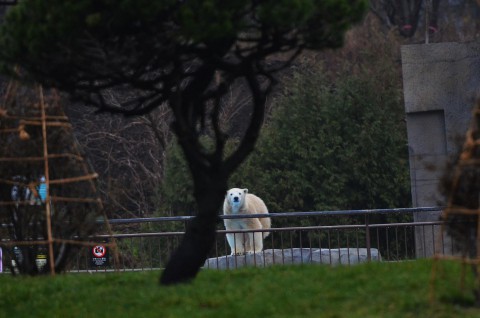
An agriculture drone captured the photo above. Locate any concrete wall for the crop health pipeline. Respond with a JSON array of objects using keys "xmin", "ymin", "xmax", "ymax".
[{"xmin": 401, "ymin": 41, "xmax": 480, "ymax": 257}]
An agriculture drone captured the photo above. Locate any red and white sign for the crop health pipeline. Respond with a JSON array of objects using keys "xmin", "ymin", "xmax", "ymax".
[{"xmin": 92, "ymin": 245, "xmax": 106, "ymax": 258}]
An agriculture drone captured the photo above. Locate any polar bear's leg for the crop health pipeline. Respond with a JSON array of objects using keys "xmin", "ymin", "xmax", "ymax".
[
  {"xmin": 245, "ymin": 219, "xmax": 264, "ymax": 254},
  {"xmin": 245, "ymin": 231, "xmax": 263, "ymax": 254},
  {"xmin": 227, "ymin": 233, "xmax": 245, "ymax": 255},
  {"xmin": 226, "ymin": 233, "xmax": 236, "ymax": 255},
  {"xmin": 232, "ymin": 232, "xmax": 245, "ymax": 255},
  {"xmin": 225, "ymin": 219, "xmax": 245, "ymax": 255}
]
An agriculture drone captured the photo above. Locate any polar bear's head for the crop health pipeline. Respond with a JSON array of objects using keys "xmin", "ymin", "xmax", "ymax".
[{"xmin": 226, "ymin": 188, "xmax": 248, "ymax": 210}]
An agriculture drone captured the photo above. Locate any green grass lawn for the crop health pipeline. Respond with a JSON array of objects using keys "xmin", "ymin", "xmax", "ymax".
[{"xmin": 0, "ymin": 259, "xmax": 479, "ymax": 318}]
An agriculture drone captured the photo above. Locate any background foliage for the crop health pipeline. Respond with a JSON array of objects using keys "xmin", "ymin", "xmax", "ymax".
[{"xmin": 159, "ymin": 54, "xmax": 411, "ymax": 218}]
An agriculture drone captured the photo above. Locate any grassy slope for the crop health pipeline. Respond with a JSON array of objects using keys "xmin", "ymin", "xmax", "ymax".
[{"xmin": 0, "ymin": 260, "xmax": 479, "ymax": 318}]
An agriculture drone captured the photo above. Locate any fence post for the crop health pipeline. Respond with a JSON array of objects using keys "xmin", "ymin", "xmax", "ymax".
[{"xmin": 365, "ymin": 214, "xmax": 371, "ymax": 261}]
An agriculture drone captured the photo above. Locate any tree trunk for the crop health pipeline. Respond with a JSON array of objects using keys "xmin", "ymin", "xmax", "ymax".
[
  {"xmin": 159, "ymin": 66, "xmax": 267, "ymax": 285},
  {"xmin": 159, "ymin": 171, "xmax": 227, "ymax": 285}
]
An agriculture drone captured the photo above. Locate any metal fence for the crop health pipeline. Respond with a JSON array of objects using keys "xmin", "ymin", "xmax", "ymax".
[{"xmin": 63, "ymin": 206, "xmax": 450, "ymax": 272}]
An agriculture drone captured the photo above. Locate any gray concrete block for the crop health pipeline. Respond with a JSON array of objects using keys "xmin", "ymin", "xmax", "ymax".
[{"xmin": 203, "ymin": 248, "xmax": 381, "ymax": 270}]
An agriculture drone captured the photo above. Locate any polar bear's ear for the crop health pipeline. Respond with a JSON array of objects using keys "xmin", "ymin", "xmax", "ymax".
[{"xmin": 243, "ymin": 189, "xmax": 248, "ymax": 194}]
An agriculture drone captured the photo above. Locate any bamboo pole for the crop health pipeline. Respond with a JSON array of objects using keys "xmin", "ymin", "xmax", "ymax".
[
  {"xmin": 39, "ymin": 85, "xmax": 56, "ymax": 276},
  {"xmin": 0, "ymin": 153, "xmax": 85, "ymax": 162},
  {"xmin": 19, "ymin": 120, "xmax": 72, "ymax": 128}
]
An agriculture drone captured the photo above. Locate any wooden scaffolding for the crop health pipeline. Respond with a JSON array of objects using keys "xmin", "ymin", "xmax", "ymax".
[
  {"xmin": 431, "ymin": 99, "xmax": 480, "ymax": 302},
  {"xmin": 0, "ymin": 81, "xmax": 118, "ymax": 274}
]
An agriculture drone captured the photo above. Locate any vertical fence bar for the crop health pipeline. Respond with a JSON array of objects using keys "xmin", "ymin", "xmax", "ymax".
[
  {"xmin": 376, "ymin": 228, "xmax": 380, "ymax": 257},
  {"xmin": 299, "ymin": 231, "xmax": 303, "ymax": 264},
  {"xmin": 159, "ymin": 236, "xmax": 164, "ymax": 269},
  {"xmin": 308, "ymin": 231, "xmax": 313, "ymax": 264},
  {"xmin": 422, "ymin": 225, "xmax": 427, "ymax": 258},
  {"xmin": 290, "ymin": 231, "xmax": 294, "ymax": 264},
  {"xmin": 327, "ymin": 230, "xmax": 332, "ymax": 265},
  {"xmin": 346, "ymin": 232, "xmax": 350, "ymax": 265},
  {"xmin": 385, "ymin": 227, "xmax": 390, "ymax": 260},
  {"xmin": 253, "ymin": 231, "xmax": 257, "ymax": 267},
  {"xmin": 280, "ymin": 231, "xmax": 285, "ymax": 265},
  {"xmin": 318, "ymin": 230, "xmax": 323, "ymax": 264},
  {"xmin": 270, "ymin": 232, "xmax": 275, "ymax": 265},
  {"xmin": 440, "ymin": 227, "xmax": 445, "ymax": 255},
  {"xmin": 356, "ymin": 229, "xmax": 360, "ymax": 263},
  {"xmin": 337, "ymin": 230, "xmax": 341, "ymax": 265},
  {"xmin": 395, "ymin": 227, "xmax": 399, "ymax": 260},
  {"xmin": 365, "ymin": 214, "xmax": 371, "ymax": 261}
]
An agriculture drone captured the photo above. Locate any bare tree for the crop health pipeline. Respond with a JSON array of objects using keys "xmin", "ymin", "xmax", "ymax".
[{"xmin": 66, "ymin": 103, "xmax": 172, "ymax": 218}]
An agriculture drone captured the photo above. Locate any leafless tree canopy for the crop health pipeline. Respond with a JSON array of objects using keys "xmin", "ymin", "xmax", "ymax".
[{"xmin": 66, "ymin": 102, "xmax": 172, "ymax": 218}]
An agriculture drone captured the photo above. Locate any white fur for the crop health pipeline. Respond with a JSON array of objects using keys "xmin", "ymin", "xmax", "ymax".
[{"xmin": 223, "ymin": 188, "xmax": 271, "ymax": 255}]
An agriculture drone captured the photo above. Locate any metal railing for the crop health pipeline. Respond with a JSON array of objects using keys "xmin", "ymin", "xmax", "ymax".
[{"xmin": 62, "ymin": 207, "xmax": 449, "ymax": 272}]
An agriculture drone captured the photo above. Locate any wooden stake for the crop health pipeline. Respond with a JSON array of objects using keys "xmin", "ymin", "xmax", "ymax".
[{"xmin": 39, "ymin": 85, "xmax": 56, "ymax": 276}]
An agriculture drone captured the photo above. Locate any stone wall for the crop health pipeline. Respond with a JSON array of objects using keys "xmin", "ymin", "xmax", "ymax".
[{"xmin": 401, "ymin": 41, "xmax": 480, "ymax": 257}]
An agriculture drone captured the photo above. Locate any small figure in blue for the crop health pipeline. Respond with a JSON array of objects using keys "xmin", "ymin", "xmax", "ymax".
[
  {"xmin": 11, "ymin": 175, "xmax": 32, "ymax": 206},
  {"xmin": 37, "ymin": 175, "xmax": 48, "ymax": 204}
]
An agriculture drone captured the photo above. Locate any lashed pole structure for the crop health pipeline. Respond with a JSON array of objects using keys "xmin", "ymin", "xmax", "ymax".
[
  {"xmin": 39, "ymin": 85, "xmax": 55, "ymax": 274},
  {"xmin": 0, "ymin": 81, "xmax": 118, "ymax": 275},
  {"xmin": 431, "ymin": 99, "xmax": 480, "ymax": 304}
]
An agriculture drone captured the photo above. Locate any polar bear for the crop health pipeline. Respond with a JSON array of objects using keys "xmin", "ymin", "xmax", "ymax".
[{"xmin": 223, "ymin": 188, "xmax": 271, "ymax": 255}]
